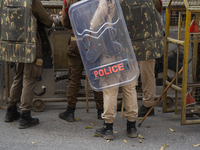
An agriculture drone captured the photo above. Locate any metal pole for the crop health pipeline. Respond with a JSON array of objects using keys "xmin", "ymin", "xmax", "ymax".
[
  {"xmin": 0, "ymin": 61, "xmax": 5, "ymax": 108},
  {"xmin": 181, "ymin": 9, "xmax": 191, "ymax": 125},
  {"xmin": 86, "ymin": 76, "xmax": 89, "ymax": 113},
  {"xmin": 5, "ymin": 62, "xmax": 9, "ymax": 104},
  {"xmin": 175, "ymin": 12, "xmax": 182, "ymax": 114},
  {"xmin": 163, "ymin": 8, "xmax": 171, "ymax": 113}
]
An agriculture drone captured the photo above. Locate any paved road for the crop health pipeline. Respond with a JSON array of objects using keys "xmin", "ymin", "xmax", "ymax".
[{"xmin": 0, "ymin": 101, "xmax": 200, "ymax": 150}]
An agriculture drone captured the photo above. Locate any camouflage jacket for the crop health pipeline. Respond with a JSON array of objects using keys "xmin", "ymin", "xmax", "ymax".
[
  {"xmin": 0, "ymin": 0, "xmax": 53, "ymax": 63},
  {"xmin": 120, "ymin": 0, "xmax": 164, "ymax": 61}
]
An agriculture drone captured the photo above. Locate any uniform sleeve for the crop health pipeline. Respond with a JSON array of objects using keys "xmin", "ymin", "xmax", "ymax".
[
  {"xmin": 152, "ymin": 0, "xmax": 162, "ymax": 13},
  {"xmin": 61, "ymin": 2, "xmax": 72, "ymax": 29},
  {"xmin": 32, "ymin": 0, "xmax": 54, "ymax": 28}
]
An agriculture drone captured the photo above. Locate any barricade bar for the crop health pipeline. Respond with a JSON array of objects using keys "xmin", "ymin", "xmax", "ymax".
[
  {"xmin": 165, "ymin": 80, "xmax": 182, "ymax": 93},
  {"xmin": 166, "ymin": 37, "xmax": 185, "ymax": 45}
]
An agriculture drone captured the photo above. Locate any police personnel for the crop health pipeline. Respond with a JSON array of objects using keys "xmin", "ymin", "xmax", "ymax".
[
  {"xmin": 88, "ymin": 0, "xmax": 138, "ymax": 140},
  {"xmin": 93, "ymin": 0, "xmax": 164, "ymax": 140},
  {"xmin": 59, "ymin": 0, "xmax": 104, "ymax": 122},
  {"xmin": 4, "ymin": 0, "xmax": 54, "ymax": 129},
  {"xmin": 117, "ymin": 0, "xmax": 163, "ymax": 117},
  {"xmin": 138, "ymin": 0, "xmax": 163, "ymax": 117}
]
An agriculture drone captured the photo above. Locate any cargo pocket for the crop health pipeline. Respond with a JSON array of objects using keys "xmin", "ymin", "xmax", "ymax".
[
  {"xmin": 32, "ymin": 65, "xmax": 43, "ymax": 79},
  {"xmin": 24, "ymin": 62, "xmax": 43, "ymax": 80}
]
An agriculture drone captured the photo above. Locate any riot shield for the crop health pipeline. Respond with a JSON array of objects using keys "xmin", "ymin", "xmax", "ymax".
[{"xmin": 69, "ymin": 0, "xmax": 139, "ymax": 91}]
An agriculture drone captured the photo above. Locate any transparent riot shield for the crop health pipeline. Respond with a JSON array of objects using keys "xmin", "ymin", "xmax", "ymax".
[{"xmin": 69, "ymin": 0, "xmax": 139, "ymax": 91}]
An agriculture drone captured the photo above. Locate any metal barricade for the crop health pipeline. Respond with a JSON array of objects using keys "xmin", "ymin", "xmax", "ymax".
[{"xmin": 163, "ymin": 0, "xmax": 200, "ymax": 125}]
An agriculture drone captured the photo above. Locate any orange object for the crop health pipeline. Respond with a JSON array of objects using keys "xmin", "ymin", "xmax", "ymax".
[
  {"xmin": 186, "ymin": 93, "xmax": 196, "ymax": 106},
  {"xmin": 190, "ymin": 20, "xmax": 199, "ymax": 33}
]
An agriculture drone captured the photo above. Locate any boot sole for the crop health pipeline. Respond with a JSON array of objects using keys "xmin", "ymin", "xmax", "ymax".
[
  {"xmin": 59, "ymin": 116, "xmax": 75, "ymax": 122},
  {"xmin": 18, "ymin": 122, "xmax": 39, "ymax": 129},
  {"xmin": 127, "ymin": 132, "xmax": 138, "ymax": 138},
  {"xmin": 66, "ymin": 119, "xmax": 75, "ymax": 122},
  {"xmin": 4, "ymin": 116, "xmax": 20, "ymax": 122},
  {"xmin": 95, "ymin": 131, "xmax": 114, "ymax": 140}
]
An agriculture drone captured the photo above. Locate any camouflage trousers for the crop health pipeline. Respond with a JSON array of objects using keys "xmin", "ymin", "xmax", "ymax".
[
  {"xmin": 138, "ymin": 59, "xmax": 156, "ymax": 107},
  {"xmin": 66, "ymin": 41, "xmax": 103, "ymax": 109},
  {"xmin": 102, "ymin": 81, "xmax": 138, "ymax": 123},
  {"xmin": 9, "ymin": 62, "xmax": 42, "ymax": 112}
]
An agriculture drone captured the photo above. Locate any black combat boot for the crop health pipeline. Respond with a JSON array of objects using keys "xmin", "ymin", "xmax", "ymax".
[
  {"xmin": 59, "ymin": 106, "xmax": 75, "ymax": 122},
  {"xmin": 127, "ymin": 120, "xmax": 137, "ymax": 138},
  {"xmin": 19, "ymin": 111, "xmax": 39, "ymax": 129},
  {"xmin": 4, "ymin": 106, "xmax": 20, "ymax": 122},
  {"xmin": 97, "ymin": 109, "xmax": 103, "ymax": 120},
  {"xmin": 138, "ymin": 105, "xmax": 154, "ymax": 117},
  {"xmin": 96, "ymin": 123, "xmax": 114, "ymax": 140}
]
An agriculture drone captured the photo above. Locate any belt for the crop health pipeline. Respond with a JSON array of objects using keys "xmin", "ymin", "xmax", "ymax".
[{"xmin": 71, "ymin": 37, "xmax": 76, "ymax": 41}]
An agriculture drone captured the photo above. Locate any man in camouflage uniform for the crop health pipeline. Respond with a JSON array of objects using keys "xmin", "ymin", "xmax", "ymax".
[
  {"xmin": 59, "ymin": 0, "xmax": 104, "ymax": 122},
  {"xmin": 4, "ymin": 0, "xmax": 54, "ymax": 129},
  {"xmin": 117, "ymin": 0, "xmax": 163, "ymax": 117},
  {"xmin": 137, "ymin": 0, "xmax": 163, "ymax": 117}
]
